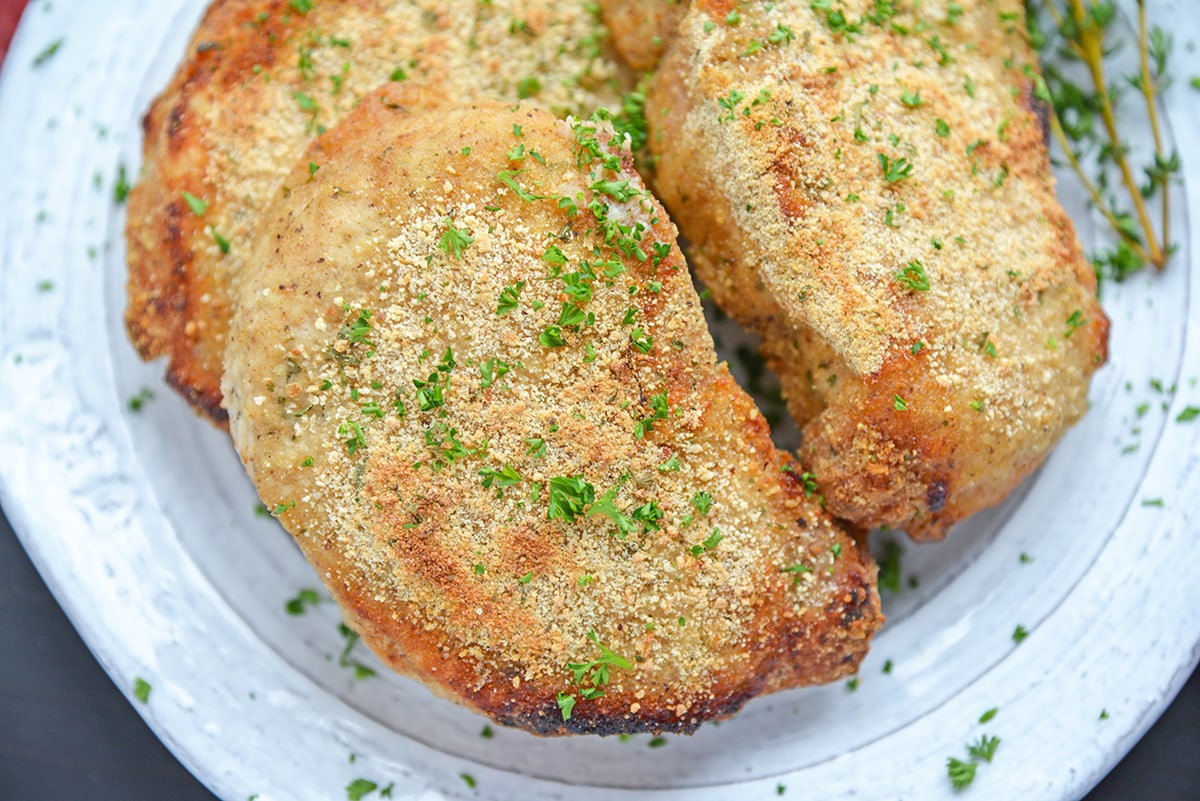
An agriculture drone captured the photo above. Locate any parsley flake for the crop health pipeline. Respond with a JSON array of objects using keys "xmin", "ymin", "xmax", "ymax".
[
  {"xmin": 947, "ymin": 757, "xmax": 977, "ymax": 790},
  {"xmin": 496, "ymin": 281, "xmax": 525, "ymax": 315},
  {"xmin": 437, "ymin": 217, "xmax": 475, "ymax": 259},
  {"xmin": 32, "ymin": 38, "xmax": 64, "ymax": 68},
  {"xmin": 345, "ymin": 779, "xmax": 377, "ymax": 800},
  {"xmin": 879, "ymin": 153, "xmax": 915, "ymax": 182},
  {"xmin": 182, "ymin": 191, "xmax": 208, "ymax": 216},
  {"xmin": 967, "ymin": 734, "xmax": 1000, "ymax": 763},
  {"xmin": 547, "ymin": 476, "xmax": 595, "ymax": 522},
  {"xmin": 894, "ymin": 260, "xmax": 931, "ymax": 291}
]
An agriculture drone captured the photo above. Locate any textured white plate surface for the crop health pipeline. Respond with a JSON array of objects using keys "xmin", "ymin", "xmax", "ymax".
[{"xmin": 1, "ymin": 2, "xmax": 1198, "ymax": 799}]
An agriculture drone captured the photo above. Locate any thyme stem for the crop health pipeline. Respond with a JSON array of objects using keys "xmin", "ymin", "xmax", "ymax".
[
  {"xmin": 1136, "ymin": 0, "xmax": 1169, "ymax": 269},
  {"xmin": 1066, "ymin": 0, "xmax": 1163, "ymax": 267},
  {"xmin": 1049, "ymin": 112, "xmax": 1152, "ymax": 265}
]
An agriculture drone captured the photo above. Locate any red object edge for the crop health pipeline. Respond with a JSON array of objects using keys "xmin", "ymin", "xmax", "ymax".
[{"xmin": 0, "ymin": 0, "xmax": 30, "ymax": 68}]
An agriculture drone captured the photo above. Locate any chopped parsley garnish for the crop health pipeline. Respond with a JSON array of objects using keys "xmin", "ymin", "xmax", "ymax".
[
  {"xmin": 342, "ymin": 308, "xmax": 373, "ymax": 346},
  {"xmin": 338, "ymin": 420, "xmax": 366, "ymax": 455},
  {"xmin": 877, "ymin": 539, "xmax": 903, "ymax": 592},
  {"xmin": 437, "ymin": 217, "xmax": 475, "ymax": 259},
  {"xmin": 538, "ymin": 325, "xmax": 566, "ymax": 348},
  {"xmin": 479, "ymin": 463, "xmax": 522, "ymax": 489},
  {"xmin": 285, "ymin": 588, "xmax": 322, "ymax": 615},
  {"xmin": 894, "ymin": 260, "xmax": 931, "ymax": 291},
  {"xmin": 689, "ymin": 526, "xmax": 724, "ymax": 556},
  {"xmin": 496, "ymin": 169, "xmax": 544, "ymax": 202},
  {"xmin": 1176, "ymin": 406, "xmax": 1199, "ymax": 423},
  {"xmin": 1012, "ymin": 624, "xmax": 1029, "ymax": 643},
  {"xmin": 811, "ymin": 0, "xmax": 863, "ymax": 40},
  {"xmin": 893, "ymin": 393, "xmax": 909, "ymax": 411},
  {"xmin": 496, "ymin": 281, "xmax": 524, "ymax": 315},
  {"xmin": 634, "ymin": 390, "xmax": 670, "ymax": 438},
  {"xmin": 128, "ymin": 387, "xmax": 155, "ymax": 412},
  {"xmin": 32, "ymin": 38, "xmax": 64, "ymax": 67},
  {"xmin": 630, "ymin": 501, "xmax": 664, "ymax": 533},
  {"xmin": 289, "ymin": 0, "xmax": 314, "ymax": 13},
  {"xmin": 717, "ymin": 89, "xmax": 747, "ymax": 122},
  {"xmin": 878, "ymin": 153, "xmax": 914, "ymax": 182},
  {"xmin": 566, "ymin": 631, "xmax": 632, "ymax": 701},
  {"xmin": 586, "ymin": 486, "xmax": 634, "ymax": 538},
  {"xmin": 182, "ymin": 191, "xmax": 208, "ymax": 216},
  {"xmin": 114, "ymin": 164, "xmax": 131, "ymax": 203},
  {"xmin": 479, "ymin": 358, "xmax": 510, "ymax": 389},
  {"xmin": 556, "ymin": 302, "xmax": 586, "ymax": 329},
  {"xmin": 517, "ymin": 76, "xmax": 541, "ymax": 98},
  {"xmin": 630, "ymin": 328, "xmax": 654, "ymax": 353},
  {"xmin": 794, "ymin": 470, "xmax": 820, "ymax": 499},
  {"xmin": 977, "ymin": 332, "xmax": 998, "ymax": 358},
  {"xmin": 1064, "ymin": 310, "xmax": 1086, "ymax": 337},
  {"xmin": 345, "ymin": 778, "xmax": 377, "ymax": 800},
  {"xmin": 691, "ymin": 491, "xmax": 713, "ymax": 515},
  {"xmin": 459, "ymin": 773, "xmax": 477, "ymax": 790},
  {"xmin": 947, "ymin": 757, "xmax": 977, "ymax": 790},
  {"xmin": 590, "ymin": 178, "xmax": 640, "ymax": 203},
  {"xmin": 132, "ymin": 677, "xmax": 152, "ymax": 704},
  {"xmin": 338, "ymin": 624, "xmax": 377, "ymax": 680},
  {"xmin": 979, "ymin": 707, "xmax": 998, "ymax": 724},
  {"xmin": 556, "ymin": 691, "xmax": 577, "ymax": 720},
  {"xmin": 967, "ymin": 734, "xmax": 1000, "ymax": 763},
  {"xmin": 546, "ymin": 476, "xmax": 595, "ymax": 523}
]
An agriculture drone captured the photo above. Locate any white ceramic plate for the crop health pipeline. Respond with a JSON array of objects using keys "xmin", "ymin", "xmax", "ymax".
[{"xmin": 2, "ymin": 2, "xmax": 1198, "ymax": 799}]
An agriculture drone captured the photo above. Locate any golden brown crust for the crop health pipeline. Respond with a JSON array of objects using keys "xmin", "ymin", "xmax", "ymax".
[
  {"xmin": 647, "ymin": 0, "xmax": 1109, "ymax": 539},
  {"xmin": 223, "ymin": 93, "xmax": 881, "ymax": 735},
  {"xmin": 598, "ymin": 0, "xmax": 687, "ymax": 72},
  {"xmin": 126, "ymin": 0, "xmax": 629, "ymax": 426}
]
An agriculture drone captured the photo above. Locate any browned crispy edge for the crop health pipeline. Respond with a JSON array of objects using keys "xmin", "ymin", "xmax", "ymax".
[{"xmin": 125, "ymin": 1, "xmax": 350, "ymax": 428}]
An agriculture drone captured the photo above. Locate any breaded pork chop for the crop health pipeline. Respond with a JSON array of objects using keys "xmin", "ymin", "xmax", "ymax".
[
  {"xmin": 646, "ymin": 0, "xmax": 1109, "ymax": 539},
  {"xmin": 126, "ymin": 0, "xmax": 627, "ymax": 425},
  {"xmin": 223, "ymin": 92, "xmax": 882, "ymax": 735}
]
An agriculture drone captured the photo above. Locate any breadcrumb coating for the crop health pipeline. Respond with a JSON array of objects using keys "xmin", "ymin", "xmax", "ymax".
[
  {"xmin": 223, "ymin": 92, "xmax": 882, "ymax": 735},
  {"xmin": 646, "ymin": 0, "xmax": 1109, "ymax": 538}
]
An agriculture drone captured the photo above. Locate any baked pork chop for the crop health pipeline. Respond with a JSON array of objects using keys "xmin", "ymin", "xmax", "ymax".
[
  {"xmin": 126, "ymin": 0, "xmax": 628, "ymax": 425},
  {"xmin": 222, "ymin": 90, "xmax": 882, "ymax": 735},
  {"xmin": 644, "ymin": 0, "xmax": 1109, "ymax": 539}
]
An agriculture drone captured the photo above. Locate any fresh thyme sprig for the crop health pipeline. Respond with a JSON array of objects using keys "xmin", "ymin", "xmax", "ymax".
[{"xmin": 1029, "ymin": 0, "xmax": 1178, "ymax": 279}]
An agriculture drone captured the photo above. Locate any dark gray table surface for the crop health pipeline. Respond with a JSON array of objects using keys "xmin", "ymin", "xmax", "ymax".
[{"xmin": 2, "ymin": 507, "xmax": 1197, "ymax": 800}]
